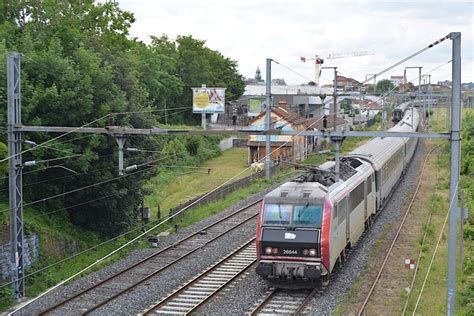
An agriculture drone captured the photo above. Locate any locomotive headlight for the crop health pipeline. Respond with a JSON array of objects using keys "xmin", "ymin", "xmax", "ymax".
[
  {"xmin": 265, "ymin": 247, "xmax": 272, "ymax": 255},
  {"xmin": 309, "ymin": 248, "xmax": 317, "ymax": 256}
]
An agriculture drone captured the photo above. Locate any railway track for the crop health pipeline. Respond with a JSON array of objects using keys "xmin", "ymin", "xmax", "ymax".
[
  {"xmin": 357, "ymin": 144, "xmax": 439, "ymax": 315},
  {"xmin": 143, "ymin": 239, "xmax": 256, "ymax": 315},
  {"xmin": 248, "ymin": 287, "xmax": 318, "ymax": 315},
  {"xmin": 39, "ymin": 200, "xmax": 261, "ymax": 315}
]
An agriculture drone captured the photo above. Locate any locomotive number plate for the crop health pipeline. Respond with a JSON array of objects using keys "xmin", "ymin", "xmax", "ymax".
[{"xmin": 283, "ymin": 249, "xmax": 298, "ymax": 255}]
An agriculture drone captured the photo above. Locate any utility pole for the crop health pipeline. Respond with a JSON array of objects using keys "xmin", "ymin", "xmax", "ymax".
[
  {"xmin": 201, "ymin": 84, "xmax": 207, "ymax": 130},
  {"xmin": 265, "ymin": 58, "xmax": 272, "ymax": 179},
  {"xmin": 427, "ymin": 74, "xmax": 432, "ymax": 124},
  {"xmin": 321, "ymin": 67, "xmax": 338, "ymax": 128},
  {"xmin": 333, "ymin": 68, "xmax": 338, "ymax": 119},
  {"xmin": 7, "ymin": 52, "xmax": 25, "ymax": 300},
  {"xmin": 365, "ymin": 74, "xmax": 377, "ymax": 93},
  {"xmin": 447, "ymin": 31, "xmax": 461, "ymax": 316}
]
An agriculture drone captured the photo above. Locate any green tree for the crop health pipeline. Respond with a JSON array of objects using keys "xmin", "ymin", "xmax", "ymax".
[
  {"xmin": 2, "ymin": 1, "xmax": 242, "ymax": 235},
  {"xmin": 376, "ymin": 79, "xmax": 395, "ymax": 92}
]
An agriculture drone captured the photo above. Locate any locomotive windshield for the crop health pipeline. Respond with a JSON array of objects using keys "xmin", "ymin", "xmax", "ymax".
[
  {"xmin": 262, "ymin": 203, "xmax": 322, "ymax": 227},
  {"xmin": 262, "ymin": 204, "xmax": 291, "ymax": 225},
  {"xmin": 293, "ymin": 204, "xmax": 323, "ymax": 226}
]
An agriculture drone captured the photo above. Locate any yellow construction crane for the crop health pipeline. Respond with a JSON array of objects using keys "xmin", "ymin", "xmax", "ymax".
[{"xmin": 300, "ymin": 51, "xmax": 374, "ymax": 86}]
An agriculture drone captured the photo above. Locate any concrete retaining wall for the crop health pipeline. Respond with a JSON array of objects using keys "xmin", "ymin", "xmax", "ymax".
[{"xmin": 0, "ymin": 234, "xmax": 39, "ymax": 282}]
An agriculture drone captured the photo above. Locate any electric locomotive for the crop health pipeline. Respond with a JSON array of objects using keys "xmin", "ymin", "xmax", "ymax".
[{"xmin": 256, "ymin": 107, "xmax": 419, "ymax": 289}]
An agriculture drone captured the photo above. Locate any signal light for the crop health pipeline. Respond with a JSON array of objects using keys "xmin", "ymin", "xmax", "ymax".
[
  {"xmin": 303, "ymin": 249, "xmax": 309, "ymax": 256},
  {"xmin": 272, "ymin": 248, "xmax": 279, "ymax": 255}
]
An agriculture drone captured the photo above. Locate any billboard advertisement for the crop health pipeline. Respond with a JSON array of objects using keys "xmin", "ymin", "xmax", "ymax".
[
  {"xmin": 192, "ymin": 87, "xmax": 226, "ymax": 113},
  {"xmin": 248, "ymin": 97, "xmax": 265, "ymax": 117}
]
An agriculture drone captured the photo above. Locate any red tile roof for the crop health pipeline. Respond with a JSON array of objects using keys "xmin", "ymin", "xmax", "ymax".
[{"xmin": 248, "ymin": 106, "xmax": 346, "ymax": 130}]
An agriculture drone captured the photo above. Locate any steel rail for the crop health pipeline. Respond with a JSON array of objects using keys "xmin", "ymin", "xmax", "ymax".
[
  {"xmin": 83, "ymin": 214, "xmax": 258, "ymax": 315},
  {"xmin": 249, "ymin": 288, "xmax": 316, "ymax": 316},
  {"xmin": 357, "ymin": 144, "xmax": 440, "ymax": 315},
  {"xmin": 248, "ymin": 289, "xmax": 277, "ymax": 316},
  {"xmin": 143, "ymin": 238, "xmax": 256, "ymax": 315},
  {"xmin": 294, "ymin": 287, "xmax": 319, "ymax": 315},
  {"xmin": 39, "ymin": 199, "xmax": 261, "ymax": 315}
]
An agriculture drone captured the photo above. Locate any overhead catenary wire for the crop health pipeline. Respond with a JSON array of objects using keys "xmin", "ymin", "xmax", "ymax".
[
  {"xmin": 0, "ymin": 153, "xmax": 117, "ymax": 182},
  {"xmin": 0, "ymin": 162, "xmax": 119, "ymax": 193},
  {"xmin": 313, "ymin": 34, "xmax": 452, "ymax": 108},
  {"xmin": 272, "ymin": 60, "xmax": 334, "ymax": 85},
  {"xmin": 0, "ymin": 193, "xmax": 173, "ymax": 290},
  {"xmin": 0, "ymin": 153, "xmax": 181, "ymax": 214},
  {"xmin": 373, "ymin": 60, "xmax": 452, "ymax": 106},
  {"xmin": 0, "ymin": 106, "xmax": 191, "ymax": 164},
  {"xmin": 0, "ymin": 107, "xmax": 184, "ymax": 186},
  {"xmin": 412, "ymin": 181, "xmax": 460, "ymax": 315}
]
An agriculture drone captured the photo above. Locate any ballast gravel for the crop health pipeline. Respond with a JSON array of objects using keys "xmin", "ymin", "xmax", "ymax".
[{"xmin": 10, "ymin": 180, "xmax": 283, "ymax": 316}]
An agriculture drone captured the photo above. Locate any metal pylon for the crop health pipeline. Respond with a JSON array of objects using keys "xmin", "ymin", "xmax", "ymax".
[{"xmin": 7, "ymin": 52, "xmax": 25, "ymax": 299}]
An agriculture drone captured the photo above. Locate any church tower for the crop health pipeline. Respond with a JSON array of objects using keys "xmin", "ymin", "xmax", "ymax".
[{"xmin": 255, "ymin": 67, "xmax": 263, "ymax": 83}]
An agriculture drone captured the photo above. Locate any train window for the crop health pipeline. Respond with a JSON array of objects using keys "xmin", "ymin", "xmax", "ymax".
[
  {"xmin": 293, "ymin": 204, "xmax": 323, "ymax": 227},
  {"xmin": 338, "ymin": 198, "xmax": 347, "ymax": 226},
  {"xmin": 367, "ymin": 176, "xmax": 372, "ymax": 194},
  {"xmin": 350, "ymin": 182, "xmax": 365, "ymax": 211},
  {"xmin": 333, "ymin": 204, "xmax": 338, "ymax": 220},
  {"xmin": 262, "ymin": 204, "xmax": 291, "ymax": 225}
]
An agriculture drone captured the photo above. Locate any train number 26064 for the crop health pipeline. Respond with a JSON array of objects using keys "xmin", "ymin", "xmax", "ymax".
[{"xmin": 283, "ymin": 249, "xmax": 298, "ymax": 255}]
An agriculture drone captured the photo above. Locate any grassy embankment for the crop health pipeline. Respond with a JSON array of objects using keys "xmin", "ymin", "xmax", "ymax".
[
  {"xmin": 144, "ymin": 147, "xmax": 252, "ymax": 218},
  {"xmin": 402, "ymin": 108, "xmax": 473, "ymax": 315}
]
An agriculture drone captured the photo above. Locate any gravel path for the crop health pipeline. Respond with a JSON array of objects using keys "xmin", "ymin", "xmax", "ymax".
[{"xmin": 194, "ymin": 142, "xmax": 426, "ymax": 315}]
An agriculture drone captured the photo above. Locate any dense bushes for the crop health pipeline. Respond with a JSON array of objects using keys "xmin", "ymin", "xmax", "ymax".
[{"xmin": 0, "ymin": 1, "xmax": 244, "ymax": 235}]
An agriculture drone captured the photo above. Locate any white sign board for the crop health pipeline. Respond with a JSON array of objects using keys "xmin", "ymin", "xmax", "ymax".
[{"xmin": 192, "ymin": 87, "xmax": 226, "ymax": 113}]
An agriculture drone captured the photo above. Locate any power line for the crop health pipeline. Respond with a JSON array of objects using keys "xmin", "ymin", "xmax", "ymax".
[
  {"xmin": 373, "ymin": 60, "xmax": 452, "ymax": 107},
  {"xmin": 0, "ymin": 106, "xmax": 191, "ymax": 164},
  {"xmin": 0, "ymin": 196, "xmax": 173, "ymax": 290},
  {"xmin": 0, "ymin": 153, "xmax": 116, "ymax": 182},
  {"xmin": 0, "ymin": 163, "xmax": 117, "ymax": 193},
  {"xmin": 272, "ymin": 59, "xmax": 335, "ymax": 85},
  {"xmin": 412, "ymin": 181, "xmax": 459, "ymax": 315},
  {"xmin": 0, "ymin": 153, "xmax": 180, "ymax": 214}
]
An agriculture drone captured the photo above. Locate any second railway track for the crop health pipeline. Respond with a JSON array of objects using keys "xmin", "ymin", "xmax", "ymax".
[
  {"xmin": 248, "ymin": 287, "xmax": 318, "ymax": 316},
  {"xmin": 39, "ymin": 200, "xmax": 261, "ymax": 315},
  {"xmin": 143, "ymin": 239, "xmax": 257, "ymax": 315}
]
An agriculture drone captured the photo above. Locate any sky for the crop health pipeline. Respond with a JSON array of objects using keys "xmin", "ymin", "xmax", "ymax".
[{"xmin": 118, "ymin": 0, "xmax": 473, "ymax": 85}]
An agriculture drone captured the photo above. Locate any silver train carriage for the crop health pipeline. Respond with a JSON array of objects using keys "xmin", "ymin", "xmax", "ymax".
[
  {"xmin": 255, "ymin": 108, "xmax": 419, "ymax": 288},
  {"xmin": 393, "ymin": 99, "xmax": 437, "ymax": 123}
]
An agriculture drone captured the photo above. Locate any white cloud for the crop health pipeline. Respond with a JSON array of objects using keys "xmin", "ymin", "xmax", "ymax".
[{"xmin": 119, "ymin": 0, "xmax": 473, "ymax": 84}]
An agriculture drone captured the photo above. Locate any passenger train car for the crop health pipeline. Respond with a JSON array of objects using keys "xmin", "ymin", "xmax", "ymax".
[
  {"xmin": 255, "ymin": 107, "xmax": 419, "ymax": 288},
  {"xmin": 393, "ymin": 99, "xmax": 437, "ymax": 123},
  {"xmin": 392, "ymin": 101, "xmax": 411, "ymax": 123}
]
